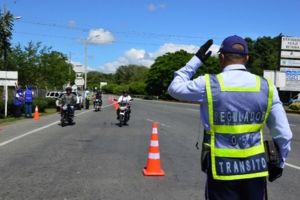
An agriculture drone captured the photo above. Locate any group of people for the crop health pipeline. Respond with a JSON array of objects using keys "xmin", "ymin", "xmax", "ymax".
[
  {"xmin": 60, "ymin": 87, "xmax": 132, "ymax": 120},
  {"xmin": 13, "ymin": 85, "xmax": 34, "ymax": 118}
]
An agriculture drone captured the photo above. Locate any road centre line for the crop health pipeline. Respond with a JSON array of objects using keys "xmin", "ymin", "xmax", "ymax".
[
  {"xmin": 286, "ymin": 163, "xmax": 300, "ymax": 170},
  {"xmin": 0, "ymin": 103, "xmax": 114, "ymax": 148}
]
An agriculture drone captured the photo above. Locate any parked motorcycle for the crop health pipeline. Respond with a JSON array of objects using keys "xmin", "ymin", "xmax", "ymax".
[
  {"xmin": 94, "ymin": 99, "xmax": 102, "ymax": 112},
  {"xmin": 61, "ymin": 104, "xmax": 75, "ymax": 126}
]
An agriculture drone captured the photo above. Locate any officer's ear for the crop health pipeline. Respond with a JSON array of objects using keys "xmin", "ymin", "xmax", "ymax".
[{"xmin": 219, "ymin": 53, "xmax": 225, "ymax": 68}]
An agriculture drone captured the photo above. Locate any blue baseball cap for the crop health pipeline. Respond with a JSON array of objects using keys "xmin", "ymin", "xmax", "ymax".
[{"xmin": 219, "ymin": 35, "xmax": 248, "ymax": 55}]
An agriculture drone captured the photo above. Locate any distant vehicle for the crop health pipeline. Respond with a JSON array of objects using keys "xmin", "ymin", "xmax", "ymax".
[
  {"xmin": 56, "ymin": 92, "xmax": 83, "ymax": 110},
  {"xmin": 46, "ymin": 91, "xmax": 62, "ymax": 99},
  {"xmin": 289, "ymin": 93, "xmax": 300, "ymax": 104}
]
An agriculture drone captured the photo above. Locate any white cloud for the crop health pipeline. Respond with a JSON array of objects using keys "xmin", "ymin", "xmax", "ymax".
[
  {"xmin": 101, "ymin": 48, "xmax": 154, "ymax": 73},
  {"xmin": 68, "ymin": 20, "xmax": 77, "ymax": 28},
  {"xmin": 87, "ymin": 28, "xmax": 115, "ymax": 44},
  {"xmin": 100, "ymin": 43, "xmax": 220, "ymax": 73},
  {"xmin": 147, "ymin": 3, "xmax": 166, "ymax": 12},
  {"xmin": 147, "ymin": 3, "xmax": 157, "ymax": 12}
]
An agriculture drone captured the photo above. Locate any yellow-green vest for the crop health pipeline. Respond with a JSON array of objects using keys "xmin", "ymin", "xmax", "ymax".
[{"xmin": 204, "ymin": 73, "xmax": 273, "ymax": 180}]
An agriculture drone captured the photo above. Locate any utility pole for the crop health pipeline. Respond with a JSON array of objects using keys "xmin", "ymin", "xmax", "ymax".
[
  {"xmin": 84, "ymin": 41, "xmax": 88, "ymax": 90},
  {"xmin": 69, "ymin": 52, "xmax": 72, "ymax": 85}
]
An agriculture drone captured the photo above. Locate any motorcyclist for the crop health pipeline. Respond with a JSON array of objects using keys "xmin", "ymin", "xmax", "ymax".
[
  {"xmin": 60, "ymin": 87, "xmax": 77, "ymax": 119},
  {"xmin": 116, "ymin": 91, "xmax": 132, "ymax": 120},
  {"xmin": 93, "ymin": 90, "xmax": 103, "ymax": 110}
]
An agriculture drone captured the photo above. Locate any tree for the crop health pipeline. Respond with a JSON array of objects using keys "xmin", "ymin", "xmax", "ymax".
[
  {"xmin": 114, "ymin": 65, "xmax": 148, "ymax": 84},
  {"xmin": 87, "ymin": 71, "xmax": 113, "ymax": 90},
  {"xmin": 146, "ymin": 50, "xmax": 193, "ymax": 98},
  {"xmin": 246, "ymin": 36, "xmax": 280, "ymax": 75},
  {"xmin": 0, "ymin": 9, "xmax": 14, "ymax": 70}
]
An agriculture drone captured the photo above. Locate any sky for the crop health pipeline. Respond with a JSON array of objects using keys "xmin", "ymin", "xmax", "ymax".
[{"xmin": 2, "ymin": 0, "xmax": 300, "ymax": 73}]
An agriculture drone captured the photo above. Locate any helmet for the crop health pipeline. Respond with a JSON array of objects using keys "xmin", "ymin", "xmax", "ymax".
[
  {"xmin": 66, "ymin": 87, "xmax": 72, "ymax": 92},
  {"xmin": 122, "ymin": 90, "xmax": 128, "ymax": 96}
]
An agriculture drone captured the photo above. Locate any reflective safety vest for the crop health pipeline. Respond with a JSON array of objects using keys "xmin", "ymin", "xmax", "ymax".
[
  {"xmin": 25, "ymin": 89, "xmax": 33, "ymax": 103},
  {"xmin": 204, "ymin": 73, "xmax": 273, "ymax": 180}
]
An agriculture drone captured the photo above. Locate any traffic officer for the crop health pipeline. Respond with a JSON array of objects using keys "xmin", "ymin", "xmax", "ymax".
[
  {"xmin": 13, "ymin": 87, "xmax": 24, "ymax": 117},
  {"xmin": 24, "ymin": 85, "xmax": 34, "ymax": 118},
  {"xmin": 168, "ymin": 35, "xmax": 293, "ymax": 200}
]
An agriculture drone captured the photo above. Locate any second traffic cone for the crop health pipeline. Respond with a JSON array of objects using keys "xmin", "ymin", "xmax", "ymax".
[
  {"xmin": 33, "ymin": 105, "xmax": 40, "ymax": 121},
  {"xmin": 143, "ymin": 122, "xmax": 165, "ymax": 176}
]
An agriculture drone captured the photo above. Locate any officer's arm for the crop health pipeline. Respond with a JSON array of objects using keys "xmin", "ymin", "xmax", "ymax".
[
  {"xmin": 266, "ymin": 85, "xmax": 293, "ymax": 168},
  {"xmin": 168, "ymin": 56, "xmax": 206, "ymax": 102}
]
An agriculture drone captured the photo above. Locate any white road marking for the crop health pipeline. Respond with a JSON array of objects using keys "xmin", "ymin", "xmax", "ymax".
[
  {"xmin": 0, "ymin": 121, "xmax": 59, "ymax": 147},
  {"xmin": 289, "ymin": 124, "xmax": 297, "ymax": 127},
  {"xmin": 286, "ymin": 163, "xmax": 300, "ymax": 170},
  {"xmin": 146, "ymin": 118, "xmax": 171, "ymax": 128},
  {"xmin": 0, "ymin": 103, "xmax": 114, "ymax": 148},
  {"xmin": 186, "ymin": 108, "xmax": 199, "ymax": 112}
]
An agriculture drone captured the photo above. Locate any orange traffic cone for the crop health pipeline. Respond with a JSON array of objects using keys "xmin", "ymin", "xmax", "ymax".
[
  {"xmin": 33, "ymin": 105, "xmax": 40, "ymax": 121},
  {"xmin": 143, "ymin": 122, "xmax": 165, "ymax": 176}
]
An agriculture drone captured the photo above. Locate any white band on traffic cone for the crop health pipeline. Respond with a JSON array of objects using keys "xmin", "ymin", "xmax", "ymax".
[
  {"xmin": 150, "ymin": 140, "xmax": 159, "ymax": 147},
  {"xmin": 152, "ymin": 128, "xmax": 158, "ymax": 134},
  {"xmin": 148, "ymin": 153, "xmax": 160, "ymax": 159}
]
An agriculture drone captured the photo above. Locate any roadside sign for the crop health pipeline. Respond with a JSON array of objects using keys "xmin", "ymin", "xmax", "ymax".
[
  {"xmin": 0, "ymin": 71, "xmax": 18, "ymax": 117},
  {"xmin": 280, "ymin": 68, "xmax": 300, "ymax": 91},
  {"xmin": 0, "ymin": 80, "xmax": 17, "ymax": 86},
  {"xmin": 100, "ymin": 82, "xmax": 107, "ymax": 89},
  {"xmin": 0, "ymin": 71, "xmax": 18, "ymax": 79},
  {"xmin": 281, "ymin": 51, "xmax": 300, "ymax": 59},
  {"xmin": 75, "ymin": 78, "xmax": 84, "ymax": 86},
  {"xmin": 281, "ymin": 37, "xmax": 300, "ymax": 50},
  {"xmin": 280, "ymin": 59, "xmax": 300, "ymax": 67},
  {"xmin": 263, "ymin": 70, "xmax": 286, "ymax": 88},
  {"xmin": 0, "ymin": 71, "xmax": 18, "ymax": 86}
]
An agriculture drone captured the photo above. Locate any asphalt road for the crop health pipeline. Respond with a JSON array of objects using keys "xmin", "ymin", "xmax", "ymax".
[{"xmin": 0, "ymin": 96, "xmax": 299, "ymax": 200}]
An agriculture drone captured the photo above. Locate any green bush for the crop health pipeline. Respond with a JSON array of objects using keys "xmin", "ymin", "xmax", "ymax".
[
  {"xmin": 33, "ymin": 97, "xmax": 53, "ymax": 112},
  {"xmin": 102, "ymin": 83, "xmax": 117, "ymax": 94},
  {"xmin": 129, "ymin": 82, "xmax": 146, "ymax": 95},
  {"xmin": 289, "ymin": 102, "xmax": 300, "ymax": 110}
]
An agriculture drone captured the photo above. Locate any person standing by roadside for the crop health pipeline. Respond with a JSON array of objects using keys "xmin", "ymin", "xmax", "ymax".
[
  {"xmin": 24, "ymin": 85, "xmax": 34, "ymax": 118},
  {"xmin": 168, "ymin": 35, "xmax": 292, "ymax": 200},
  {"xmin": 13, "ymin": 87, "xmax": 24, "ymax": 117}
]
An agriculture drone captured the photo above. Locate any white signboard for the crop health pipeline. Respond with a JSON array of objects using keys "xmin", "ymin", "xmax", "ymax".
[
  {"xmin": 280, "ymin": 67, "xmax": 300, "ymax": 91},
  {"xmin": 280, "ymin": 59, "xmax": 300, "ymax": 67},
  {"xmin": 0, "ymin": 80, "xmax": 17, "ymax": 86},
  {"xmin": 0, "ymin": 71, "xmax": 18, "ymax": 79},
  {"xmin": 75, "ymin": 78, "xmax": 84, "ymax": 86},
  {"xmin": 281, "ymin": 51, "xmax": 300, "ymax": 59},
  {"xmin": 100, "ymin": 82, "xmax": 107, "ymax": 89},
  {"xmin": 263, "ymin": 70, "xmax": 286, "ymax": 88},
  {"xmin": 281, "ymin": 37, "xmax": 300, "ymax": 50}
]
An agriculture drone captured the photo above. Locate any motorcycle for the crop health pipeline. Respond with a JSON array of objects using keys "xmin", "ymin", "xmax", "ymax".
[
  {"xmin": 94, "ymin": 99, "xmax": 102, "ymax": 112},
  {"xmin": 118, "ymin": 102, "xmax": 131, "ymax": 127},
  {"xmin": 61, "ymin": 104, "xmax": 75, "ymax": 126}
]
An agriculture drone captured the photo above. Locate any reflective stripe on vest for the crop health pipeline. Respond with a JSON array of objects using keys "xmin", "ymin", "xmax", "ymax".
[{"xmin": 205, "ymin": 74, "xmax": 273, "ymax": 180}]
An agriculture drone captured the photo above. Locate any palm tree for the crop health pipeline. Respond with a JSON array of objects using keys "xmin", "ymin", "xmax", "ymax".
[{"xmin": 0, "ymin": 9, "xmax": 14, "ymax": 70}]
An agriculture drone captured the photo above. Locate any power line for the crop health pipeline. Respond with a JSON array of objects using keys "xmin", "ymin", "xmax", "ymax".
[
  {"xmin": 14, "ymin": 30, "xmax": 205, "ymax": 46},
  {"xmin": 18, "ymin": 20, "xmax": 222, "ymax": 40}
]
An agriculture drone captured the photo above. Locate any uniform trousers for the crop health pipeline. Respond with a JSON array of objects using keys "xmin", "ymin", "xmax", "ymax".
[{"xmin": 205, "ymin": 168, "xmax": 266, "ymax": 200}]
